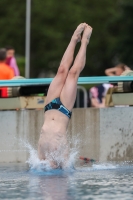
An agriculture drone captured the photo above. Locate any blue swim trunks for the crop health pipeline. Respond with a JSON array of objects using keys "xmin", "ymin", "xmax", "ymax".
[{"xmin": 44, "ymin": 98, "xmax": 72, "ymax": 119}]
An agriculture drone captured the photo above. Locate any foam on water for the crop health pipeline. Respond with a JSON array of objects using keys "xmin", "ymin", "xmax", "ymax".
[{"xmin": 92, "ymin": 163, "xmax": 119, "ymax": 170}]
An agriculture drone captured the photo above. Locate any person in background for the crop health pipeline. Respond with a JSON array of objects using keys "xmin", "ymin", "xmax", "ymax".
[
  {"xmin": 5, "ymin": 46, "xmax": 20, "ymax": 76},
  {"xmin": 89, "ymin": 83, "xmax": 113, "ymax": 108},
  {"xmin": 105, "ymin": 63, "xmax": 131, "ymax": 76},
  {"xmin": 89, "ymin": 63, "xmax": 131, "ymax": 108},
  {"xmin": 0, "ymin": 48, "xmax": 14, "ymax": 80}
]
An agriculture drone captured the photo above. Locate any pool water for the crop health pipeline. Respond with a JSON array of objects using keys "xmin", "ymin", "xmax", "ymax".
[{"xmin": 0, "ymin": 162, "xmax": 133, "ymax": 200}]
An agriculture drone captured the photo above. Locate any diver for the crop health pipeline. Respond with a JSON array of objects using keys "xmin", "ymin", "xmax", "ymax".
[{"xmin": 38, "ymin": 23, "xmax": 93, "ymax": 168}]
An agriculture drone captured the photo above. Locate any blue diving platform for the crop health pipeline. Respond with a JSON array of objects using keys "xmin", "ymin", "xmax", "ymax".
[{"xmin": 0, "ymin": 76, "xmax": 133, "ymax": 87}]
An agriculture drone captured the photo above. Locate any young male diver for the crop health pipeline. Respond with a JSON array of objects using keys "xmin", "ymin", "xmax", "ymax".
[{"xmin": 38, "ymin": 23, "xmax": 93, "ymax": 168}]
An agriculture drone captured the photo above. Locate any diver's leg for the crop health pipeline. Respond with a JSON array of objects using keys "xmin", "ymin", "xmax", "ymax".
[
  {"xmin": 44, "ymin": 23, "xmax": 86, "ymax": 105},
  {"xmin": 60, "ymin": 25, "xmax": 92, "ymax": 110}
]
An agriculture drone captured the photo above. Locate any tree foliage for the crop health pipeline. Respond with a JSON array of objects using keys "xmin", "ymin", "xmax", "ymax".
[
  {"xmin": 115, "ymin": 0, "xmax": 133, "ymax": 66},
  {"xmin": 0, "ymin": 0, "xmax": 132, "ymax": 77}
]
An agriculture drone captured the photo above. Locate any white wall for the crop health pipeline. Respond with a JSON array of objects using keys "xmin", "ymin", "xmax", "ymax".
[{"xmin": 0, "ymin": 107, "xmax": 133, "ymax": 163}]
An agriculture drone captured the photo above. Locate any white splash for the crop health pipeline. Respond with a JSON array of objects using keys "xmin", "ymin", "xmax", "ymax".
[
  {"xmin": 92, "ymin": 162, "xmax": 119, "ymax": 170},
  {"xmin": 21, "ymin": 135, "xmax": 80, "ymax": 172}
]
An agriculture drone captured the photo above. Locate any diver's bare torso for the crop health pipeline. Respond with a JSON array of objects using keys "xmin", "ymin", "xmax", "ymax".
[{"xmin": 38, "ymin": 110, "xmax": 69, "ymax": 160}]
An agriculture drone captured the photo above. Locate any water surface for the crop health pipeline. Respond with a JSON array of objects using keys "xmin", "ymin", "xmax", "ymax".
[{"xmin": 0, "ymin": 163, "xmax": 133, "ymax": 200}]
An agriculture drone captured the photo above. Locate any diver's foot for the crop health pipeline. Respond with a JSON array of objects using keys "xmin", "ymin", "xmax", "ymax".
[
  {"xmin": 81, "ymin": 24, "xmax": 93, "ymax": 44},
  {"xmin": 72, "ymin": 23, "xmax": 86, "ymax": 43}
]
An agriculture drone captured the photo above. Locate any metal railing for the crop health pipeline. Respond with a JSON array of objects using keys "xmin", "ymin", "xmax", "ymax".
[
  {"xmin": 1, "ymin": 76, "xmax": 133, "ymax": 87},
  {"xmin": 76, "ymin": 86, "xmax": 88, "ymax": 108}
]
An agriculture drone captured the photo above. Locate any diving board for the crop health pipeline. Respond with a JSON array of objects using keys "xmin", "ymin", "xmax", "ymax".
[{"xmin": 0, "ymin": 76, "xmax": 133, "ymax": 87}]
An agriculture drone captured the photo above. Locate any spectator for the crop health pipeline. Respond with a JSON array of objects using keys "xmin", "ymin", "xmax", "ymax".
[
  {"xmin": 105, "ymin": 63, "xmax": 131, "ymax": 76},
  {"xmin": 89, "ymin": 63, "xmax": 131, "ymax": 108},
  {"xmin": 89, "ymin": 83, "xmax": 112, "ymax": 108},
  {"xmin": 0, "ymin": 48, "xmax": 14, "ymax": 79},
  {"xmin": 6, "ymin": 46, "xmax": 20, "ymax": 76}
]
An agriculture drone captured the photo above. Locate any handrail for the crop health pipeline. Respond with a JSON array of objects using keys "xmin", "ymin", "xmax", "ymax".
[
  {"xmin": 76, "ymin": 86, "xmax": 88, "ymax": 108},
  {"xmin": 0, "ymin": 76, "xmax": 133, "ymax": 87}
]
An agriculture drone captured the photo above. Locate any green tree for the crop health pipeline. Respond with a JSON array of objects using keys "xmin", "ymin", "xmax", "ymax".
[
  {"xmin": 0, "ymin": 0, "xmax": 25, "ymax": 54},
  {"xmin": 0, "ymin": 0, "xmax": 126, "ymax": 77},
  {"xmin": 31, "ymin": 0, "xmax": 120, "ymax": 77},
  {"xmin": 115, "ymin": 0, "xmax": 133, "ymax": 67}
]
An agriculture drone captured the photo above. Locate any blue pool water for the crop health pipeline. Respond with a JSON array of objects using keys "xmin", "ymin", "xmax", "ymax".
[{"xmin": 0, "ymin": 162, "xmax": 133, "ymax": 200}]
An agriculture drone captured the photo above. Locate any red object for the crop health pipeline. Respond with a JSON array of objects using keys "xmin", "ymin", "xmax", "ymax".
[
  {"xmin": 79, "ymin": 156, "xmax": 96, "ymax": 163},
  {"xmin": 6, "ymin": 57, "xmax": 12, "ymax": 65},
  {"xmin": 0, "ymin": 87, "xmax": 8, "ymax": 97}
]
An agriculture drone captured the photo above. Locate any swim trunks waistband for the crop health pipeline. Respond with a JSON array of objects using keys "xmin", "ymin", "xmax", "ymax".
[{"xmin": 44, "ymin": 98, "xmax": 72, "ymax": 119}]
